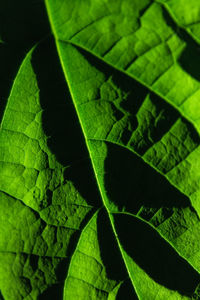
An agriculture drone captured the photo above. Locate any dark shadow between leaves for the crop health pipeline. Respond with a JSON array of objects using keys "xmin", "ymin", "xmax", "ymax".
[
  {"xmin": 116, "ymin": 280, "xmax": 138, "ymax": 300},
  {"xmin": 0, "ymin": 0, "xmax": 49, "ymax": 46},
  {"xmin": 31, "ymin": 38, "xmax": 101, "ymax": 298},
  {"xmin": 161, "ymin": 5, "xmax": 200, "ymax": 82},
  {"xmin": 31, "ymin": 37, "xmax": 101, "ymax": 207},
  {"xmin": 113, "ymin": 213, "xmax": 200, "ymax": 296},
  {"xmin": 0, "ymin": 0, "xmax": 50, "ymax": 121},
  {"xmin": 38, "ymin": 283, "xmax": 65, "ymax": 300},
  {"xmin": 0, "ymin": 290, "xmax": 4, "ymax": 300},
  {"xmin": 104, "ymin": 142, "xmax": 192, "ymax": 216},
  {"xmin": 97, "ymin": 210, "xmax": 138, "ymax": 299}
]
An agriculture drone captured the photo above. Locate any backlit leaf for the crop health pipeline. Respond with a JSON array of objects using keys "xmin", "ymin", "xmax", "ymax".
[{"xmin": 1, "ymin": 0, "xmax": 200, "ymax": 299}]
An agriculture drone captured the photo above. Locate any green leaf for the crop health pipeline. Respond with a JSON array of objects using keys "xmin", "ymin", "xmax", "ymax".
[
  {"xmin": 46, "ymin": 0, "xmax": 200, "ymax": 132},
  {"xmin": 1, "ymin": 0, "xmax": 200, "ymax": 299}
]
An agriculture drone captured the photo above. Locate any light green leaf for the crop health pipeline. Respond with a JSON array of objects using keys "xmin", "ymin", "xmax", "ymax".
[
  {"xmin": 53, "ymin": 39, "xmax": 200, "ymax": 299},
  {"xmin": 0, "ymin": 39, "xmax": 100, "ymax": 299},
  {"xmin": 157, "ymin": 0, "xmax": 200, "ymax": 43},
  {"xmin": 1, "ymin": 0, "xmax": 200, "ymax": 299},
  {"xmin": 46, "ymin": 0, "xmax": 200, "ymax": 133}
]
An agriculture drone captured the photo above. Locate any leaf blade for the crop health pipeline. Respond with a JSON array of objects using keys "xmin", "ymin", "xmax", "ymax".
[
  {"xmin": 53, "ymin": 38, "xmax": 200, "ymax": 297},
  {"xmin": 0, "ymin": 38, "xmax": 100, "ymax": 299},
  {"xmin": 46, "ymin": 0, "xmax": 200, "ymax": 134}
]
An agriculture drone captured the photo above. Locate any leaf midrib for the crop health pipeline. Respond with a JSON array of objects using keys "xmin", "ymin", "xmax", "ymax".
[
  {"xmin": 44, "ymin": 5, "xmax": 200, "ymax": 213},
  {"xmin": 44, "ymin": 1, "xmax": 200, "ymax": 297},
  {"xmin": 44, "ymin": 1, "xmax": 200, "ymax": 138},
  {"xmin": 51, "ymin": 32, "xmax": 140, "ymax": 297},
  {"xmin": 51, "ymin": 18, "xmax": 200, "ymax": 300},
  {"xmin": 63, "ymin": 39, "xmax": 200, "ymax": 136}
]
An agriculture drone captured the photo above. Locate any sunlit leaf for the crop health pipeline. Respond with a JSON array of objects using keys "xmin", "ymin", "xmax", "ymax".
[{"xmin": 1, "ymin": 0, "xmax": 200, "ymax": 299}]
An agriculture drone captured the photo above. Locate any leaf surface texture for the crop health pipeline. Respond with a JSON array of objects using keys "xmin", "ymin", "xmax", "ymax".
[{"xmin": 1, "ymin": 0, "xmax": 200, "ymax": 299}]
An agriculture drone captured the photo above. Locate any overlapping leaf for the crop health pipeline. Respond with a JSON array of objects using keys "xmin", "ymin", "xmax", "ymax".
[{"xmin": 1, "ymin": 0, "xmax": 200, "ymax": 299}]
